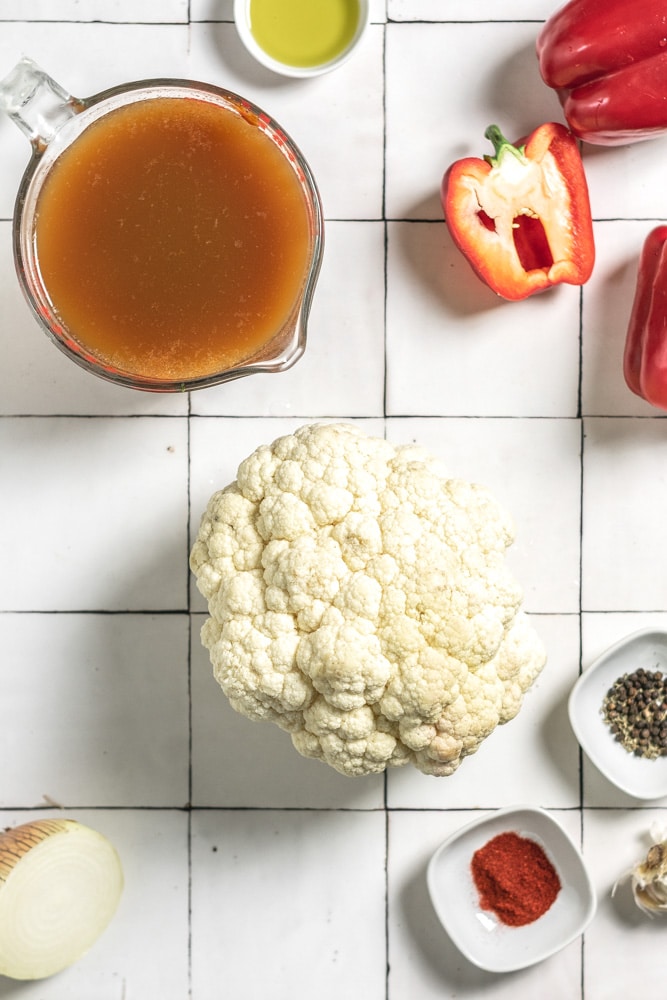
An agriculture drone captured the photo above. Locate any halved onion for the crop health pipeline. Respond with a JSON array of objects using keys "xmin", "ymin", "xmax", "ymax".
[{"xmin": 0, "ymin": 818, "xmax": 123, "ymax": 979}]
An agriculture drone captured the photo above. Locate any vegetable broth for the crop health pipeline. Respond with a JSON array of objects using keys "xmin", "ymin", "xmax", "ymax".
[{"xmin": 33, "ymin": 96, "xmax": 312, "ymax": 381}]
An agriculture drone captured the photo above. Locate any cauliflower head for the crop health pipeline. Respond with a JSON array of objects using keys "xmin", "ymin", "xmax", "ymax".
[{"xmin": 190, "ymin": 422, "xmax": 546, "ymax": 777}]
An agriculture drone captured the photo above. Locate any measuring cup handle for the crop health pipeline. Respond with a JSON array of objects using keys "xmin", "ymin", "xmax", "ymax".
[{"xmin": 0, "ymin": 57, "xmax": 82, "ymax": 151}]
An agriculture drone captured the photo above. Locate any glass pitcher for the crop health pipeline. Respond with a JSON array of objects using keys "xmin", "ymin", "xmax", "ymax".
[{"xmin": 0, "ymin": 58, "xmax": 324, "ymax": 392}]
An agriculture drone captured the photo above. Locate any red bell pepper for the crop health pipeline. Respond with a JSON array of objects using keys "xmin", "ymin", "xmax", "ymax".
[
  {"xmin": 537, "ymin": 0, "xmax": 667, "ymax": 145},
  {"xmin": 441, "ymin": 122, "xmax": 595, "ymax": 301},
  {"xmin": 623, "ymin": 226, "xmax": 667, "ymax": 409}
]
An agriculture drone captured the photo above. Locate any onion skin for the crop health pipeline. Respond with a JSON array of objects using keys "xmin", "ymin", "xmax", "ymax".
[
  {"xmin": 0, "ymin": 819, "xmax": 124, "ymax": 980},
  {"xmin": 0, "ymin": 819, "xmax": 72, "ymax": 879}
]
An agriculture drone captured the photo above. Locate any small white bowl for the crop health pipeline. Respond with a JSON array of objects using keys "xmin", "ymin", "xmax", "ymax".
[
  {"xmin": 569, "ymin": 628, "xmax": 667, "ymax": 800},
  {"xmin": 233, "ymin": 0, "xmax": 370, "ymax": 78},
  {"xmin": 427, "ymin": 806, "xmax": 596, "ymax": 973}
]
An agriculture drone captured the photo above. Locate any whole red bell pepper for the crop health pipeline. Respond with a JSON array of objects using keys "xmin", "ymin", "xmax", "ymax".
[
  {"xmin": 623, "ymin": 226, "xmax": 667, "ymax": 409},
  {"xmin": 441, "ymin": 122, "xmax": 595, "ymax": 301},
  {"xmin": 537, "ymin": 0, "xmax": 667, "ymax": 145}
]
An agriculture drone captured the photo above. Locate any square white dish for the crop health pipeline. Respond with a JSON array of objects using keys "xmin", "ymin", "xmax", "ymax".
[
  {"xmin": 569, "ymin": 628, "xmax": 667, "ymax": 799},
  {"xmin": 426, "ymin": 806, "xmax": 596, "ymax": 973}
]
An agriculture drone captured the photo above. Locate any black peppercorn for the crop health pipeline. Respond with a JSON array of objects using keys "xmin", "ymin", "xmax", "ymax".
[{"xmin": 601, "ymin": 667, "xmax": 667, "ymax": 760}]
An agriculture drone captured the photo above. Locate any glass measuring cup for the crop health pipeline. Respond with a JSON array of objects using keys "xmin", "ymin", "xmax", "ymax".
[{"xmin": 0, "ymin": 58, "xmax": 324, "ymax": 392}]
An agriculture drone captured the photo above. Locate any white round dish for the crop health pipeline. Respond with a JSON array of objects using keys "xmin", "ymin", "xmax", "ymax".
[
  {"xmin": 426, "ymin": 806, "xmax": 596, "ymax": 973},
  {"xmin": 233, "ymin": 0, "xmax": 370, "ymax": 78},
  {"xmin": 569, "ymin": 628, "xmax": 667, "ymax": 800}
]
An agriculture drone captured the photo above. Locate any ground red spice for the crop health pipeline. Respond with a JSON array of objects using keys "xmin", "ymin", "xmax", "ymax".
[{"xmin": 470, "ymin": 831, "xmax": 561, "ymax": 927}]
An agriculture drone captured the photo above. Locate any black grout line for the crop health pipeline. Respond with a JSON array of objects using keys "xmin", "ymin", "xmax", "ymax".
[
  {"xmin": 381, "ymin": 18, "xmax": 389, "ymax": 427},
  {"xmin": 6, "ymin": 606, "xmax": 667, "ymax": 617},
  {"xmin": 0, "ymin": 19, "xmax": 194, "ymax": 26},
  {"xmin": 577, "ymin": 295, "xmax": 586, "ymax": 1000},
  {"xmin": 0, "ymin": 608, "xmax": 191, "ymax": 614},
  {"xmin": 2, "ymin": 216, "xmax": 664, "ymax": 226},
  {"xmin": 384, "ymin": 803, "xmax": 390, "ymax": 1000},
  {"xmin": 186, "ymin": 406, "xmax": 194, "ymax": 1000},
  {"xmin": 2, "ymin": 803, "xmax": 661, "ymax": 815},
  {"xmin": 381, "ymin": 23, "xmax": 391, "ymax": 998},
  {"xmin": 4, "ymin": 413, "xmax": 667, "ymax": 423},
  {"xmin": 0, "ymin": 19, "xmax": 549, "ymax": 26}
]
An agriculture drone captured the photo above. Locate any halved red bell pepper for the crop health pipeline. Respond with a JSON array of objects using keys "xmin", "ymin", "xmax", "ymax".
[
  {"xmin": 623, "ymin": 226, "xmax": 667, "ymax": 409},
  {"xmin": 537, "ymin": 0, "xmax": 667, "ymax": 145},
  {"xmin": 441, "ymin": 122, "xmax": 595, "ymax": 301}
]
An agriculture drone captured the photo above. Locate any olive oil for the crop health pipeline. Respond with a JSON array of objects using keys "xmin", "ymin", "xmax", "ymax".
[
  {"xmin": 33, "ymin": 96, "xmax": 311, "ymax": 381},
  {"xmin": 248, "ymin": 0, "xmax": 360, "ymax": 68}
]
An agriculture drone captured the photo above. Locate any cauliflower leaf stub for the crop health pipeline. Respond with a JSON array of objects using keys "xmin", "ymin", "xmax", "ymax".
[{"xmin": 190, "ymin": 422, "xmax": 546, "ymax": 777}]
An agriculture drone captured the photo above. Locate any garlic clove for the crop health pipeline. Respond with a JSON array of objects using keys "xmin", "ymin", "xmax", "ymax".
[{"xmin": 618, "ymin": 826, "xmax": 667, "ymax": 917}]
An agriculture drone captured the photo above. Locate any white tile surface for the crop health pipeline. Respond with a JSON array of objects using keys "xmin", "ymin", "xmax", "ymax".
[
  {"xmin": 388, "ymin": 0, "xmax": 555, "ymax": 18},
  {"xmin": 583, "ymin": 134, "xmax": 667, "ymax": 221},
  {"xmin": 582, "ymin": 419, "xmax": 667, "ymax": 612},
  {"xmin": 191, "ymin": 809, "xmax": 387, "ymax": 1000},
  {"xmin": 0, "ymin": 1, "xmax": 188, "ymax": 21},
  {"xmin": 583, "ymin": 809, "xmax": 667, "ymax": 999},
  {"xmin": 386, "ymin": 222, "xmax": 581, "ymax": 417},
  {"xmin": 385, "ymin": 21, "xmax": 563, "ymax": 220},
  {"xmin": 0, "ymin": 614, "xmax": 189, "ymax": 807},
  {"xmin": 582, "ymin": 221, "xmax": 655, "ymax": 417},
  {"xmin": 0, "ymin": 416, "xmax": 189, "ymax": 610},
  {"xmin": 1, "ymin": 5, "xmax": 665, "ymax": 997}
]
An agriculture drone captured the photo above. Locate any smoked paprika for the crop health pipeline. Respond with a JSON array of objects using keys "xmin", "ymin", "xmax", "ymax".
[{"xmin": 471, "ymin": 831, "xmax": 561, "ymax": 926}]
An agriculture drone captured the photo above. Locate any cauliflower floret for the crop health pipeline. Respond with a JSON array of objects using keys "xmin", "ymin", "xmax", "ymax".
[{"xmin": 190, "ymin": 422, "xmax": 546, "ymax": 777}]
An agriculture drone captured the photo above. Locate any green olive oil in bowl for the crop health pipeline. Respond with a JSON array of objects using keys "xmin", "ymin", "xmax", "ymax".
[{"xmin": 235, "ymin": 0, "xmax": 369, "ymax": 77}]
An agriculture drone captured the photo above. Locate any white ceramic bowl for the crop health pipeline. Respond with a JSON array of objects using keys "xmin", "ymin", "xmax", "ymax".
[
  {"xmin": 426, "ymin": 806, "xmax": 596, "ymax": 973},
  {"xmin": 569, "ymin": 628, "xmax": 667, "ymax": 799},
  {"xmin": 233, "ymin": 0, "xmax": 370, "ymax": 78}
]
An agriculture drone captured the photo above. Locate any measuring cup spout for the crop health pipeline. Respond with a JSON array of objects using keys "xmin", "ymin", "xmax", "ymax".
[{"xmin": 0, "ymin": 57, "xmax": 81, "ymax": 150}]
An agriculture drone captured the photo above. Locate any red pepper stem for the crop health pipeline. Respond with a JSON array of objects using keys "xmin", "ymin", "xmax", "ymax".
[{"xmin": 483, "ymin": 124, "xmax": 527, "ymax": 167}]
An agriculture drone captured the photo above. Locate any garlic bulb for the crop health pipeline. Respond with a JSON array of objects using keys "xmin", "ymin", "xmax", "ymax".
[{"xmin": 614, "ymin": 822, "xmax": 667, "ymax": 916}]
